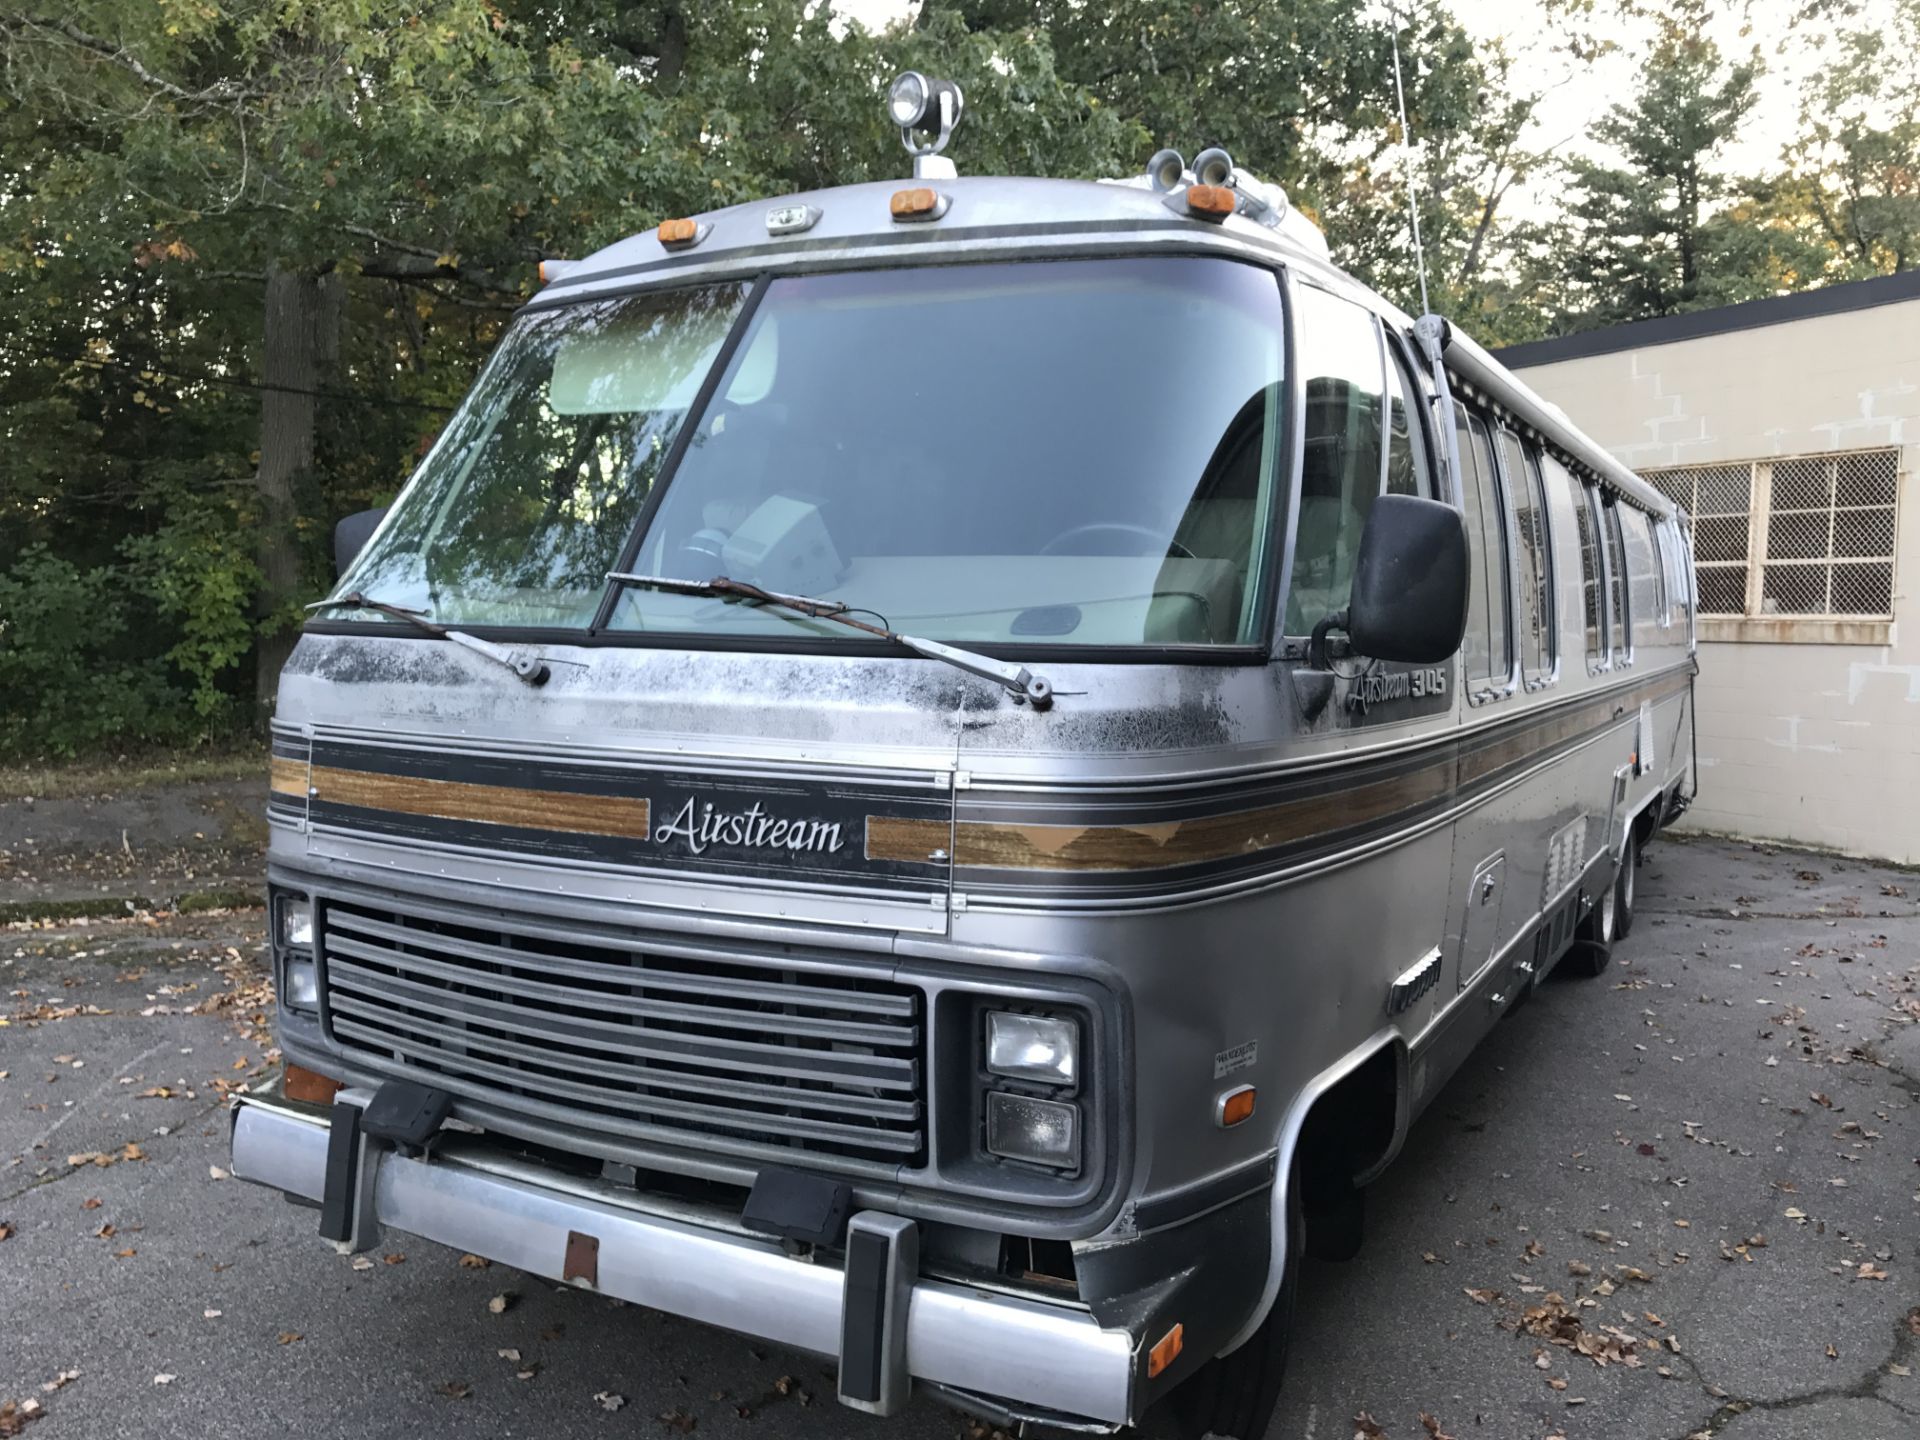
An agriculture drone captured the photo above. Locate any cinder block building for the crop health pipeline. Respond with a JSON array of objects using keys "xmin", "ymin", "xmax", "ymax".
[{"xmin": 1498, "ymin": 272, "xmax": 1920, "ymax": 862}]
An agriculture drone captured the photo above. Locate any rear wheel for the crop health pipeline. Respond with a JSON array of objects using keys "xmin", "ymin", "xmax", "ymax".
[
  {"xmin": 1167, "ymin": 1169, "xmax": 1303, "ymax": 1439},
  {"xmin": 1563, "ymin": 845, "xmax": 1624, "ymax": 978},
  {"xmin": 1611, "ymin": 831, "xmax": 1638, "ymax": 940}
]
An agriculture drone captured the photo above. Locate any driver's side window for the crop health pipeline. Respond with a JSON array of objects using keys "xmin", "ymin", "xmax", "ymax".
[{"xmin": 1284, "ymin": 285, "xmax": 1387, "ymax": 635}]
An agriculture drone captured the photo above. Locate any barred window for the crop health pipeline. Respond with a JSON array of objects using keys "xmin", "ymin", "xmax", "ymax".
[{"xmin": 1642, "ymin": 449, "xmax": 1899, "ymax": 622}]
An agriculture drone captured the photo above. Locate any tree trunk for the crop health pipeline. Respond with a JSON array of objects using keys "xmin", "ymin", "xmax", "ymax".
[{"xmin": 253, "ymin": 266, "xmax": 341, "ymax": 726}]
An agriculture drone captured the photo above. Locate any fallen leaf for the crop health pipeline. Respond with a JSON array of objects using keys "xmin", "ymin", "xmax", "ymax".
[
  {"xmin": 207, "ymin": 1166, "xmax": 229, "ymax": 1182},
  {"xmin": 1419, "ymin": 1413, "xmax": 1456, "ymax": 1440},
  {"xmin": 383, "ymin": 1253, "xmax": 406, "ymax": 1266},
  {"xmin": 1827, "ymin": 1344, "xmax": 1839, "ymax": 1360},
  {"xmin": 0, "ymin": 1223, "xmax": 12, "ymax": 1242},
  {"xmin": 80, "ymin": 1199, "xmax": 100, "ymax": 1211},
  {"xmin": 458, "ymin": 1253, "xmax": 490, "ymax": 1269},
  {"xmin": 113, "ymin": 1248, "xmax": 136, "ymax": 1258},
  {"xmin": 487, "ymin": 1293, "xmax": 514, "ymax": 1315},
  {"xmin": 277, "ymin": 1332, "xmax": 302, "ymax": 1345},
  {"xmin": 437, "ymin": 1379, "xmax": 471, "ymax": 1400},
  {"xmin": 1353, "ymin": 1414, "xmax": 1388, "ymax": 1440},
  {"xmin": 350, "ymin": 1256, "xmax": 374, "ymax": 1271},
  {"xmin": 37, "ymin": 1371, "xmax": 78, "ymax": 1395},
  {"xmin": 1463, "ymin": 1287, "xmax": 1500, "ymax": 1304},
  {"xmin": 203, "ymin": 1310, "xmax": 221, "ymax": 1320},
  {"xmin": 0, "ymin": 1398, "xmax": 46, "ymax": 1437},
  {"xmin": 153, "ymin": 1374, "xmax": 176, "ymax": 1386},
  {"xmin": 595, "ymin": 1392, "xmax": 627, "ymax": 1412},
  {"xmin": 1857, "ymin": 1263, "xmax": 1889, "ymax": 1281},
  {"xmin": 1548, "ymin": 1377, "xmax": 1568, "ymax": 1391},
  {"xmin": 497, "ymin": 1349, "xmax": 521, "ymax": 1363},
  {"xmin": 658, "ymin": 1409, "xmax": 697, "ymax": 1433},
  {"xmin": 1567, "ymin": 1260, "xmax": 1591, "ymax": 1277}
]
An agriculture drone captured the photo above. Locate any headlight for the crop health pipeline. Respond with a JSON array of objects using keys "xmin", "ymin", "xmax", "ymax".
[
  {"xmin": 985, "ymin": 1092, "xmax": 1079, "ymax": 1169},
  {"xmin": 283, "ymin": 955, "xmax": 319, "ymax": 1010},
  {"xmin": 986, "ymin": 1011, "xmax": 1078, "ymax": 1086},
  {"xmin": 280, "ymin": 898, "xmax": 314, "ymax": 950}
]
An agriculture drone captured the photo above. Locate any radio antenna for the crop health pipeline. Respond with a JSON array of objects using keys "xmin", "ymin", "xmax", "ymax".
[{"xmin": 1389, "ymin": 16, "xmax": 1431, "ymax": 315}]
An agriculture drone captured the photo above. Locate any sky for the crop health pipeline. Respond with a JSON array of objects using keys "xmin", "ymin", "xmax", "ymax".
[{"xmin": 830, "ymin": 0, "xmax": 1875, "ymax": 218}]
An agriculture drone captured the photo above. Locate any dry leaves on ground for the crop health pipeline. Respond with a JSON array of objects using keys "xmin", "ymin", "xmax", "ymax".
[
  {"xmin": 594, "ymin": 1392, "xmax": 627, "ymax": 1412},
  {"xmin": 1354, "ymin": 1414, "xmax": 1389, "ymax": 1439},
  {"xmin": 0, "ymin": 1398, "xmax": 45, "ymax": 1437},
  {"xmin": 1420, "ymin": 1414, "xmax": 1457, "ymax": 1440}
]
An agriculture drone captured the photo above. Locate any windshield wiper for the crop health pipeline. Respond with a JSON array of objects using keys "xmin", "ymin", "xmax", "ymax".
[
  {"xmin": 606, "ymin": 573, "xmax": 1055, "ymax": 709},
  {"xmin": 306, "ymin": 593, "xmax": 551, "ymax": 686}
]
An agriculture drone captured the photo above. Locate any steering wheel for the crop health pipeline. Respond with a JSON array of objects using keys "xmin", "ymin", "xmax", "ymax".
[{"xmin": 1039, "ymin": 523, "xmax": 1194, "ymax": 559}]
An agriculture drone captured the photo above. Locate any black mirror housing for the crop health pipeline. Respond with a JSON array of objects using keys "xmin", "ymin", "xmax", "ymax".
[
  {"xmin": 1346, "ymin": 494, "xmax": 1470, "ymax": 664},
  {"xmin": 333, "ymin": 507, "xmax": 388, "ymax": 579}
]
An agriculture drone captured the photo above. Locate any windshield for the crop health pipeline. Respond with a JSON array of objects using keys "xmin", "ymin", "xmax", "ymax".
[
  {"xmin": 334, "ymin": 282, "xmax": 751, "ymax": 626},
  {"xmin": 335, "ymin": 257, "xmax": 1289, "ymax": 647}
]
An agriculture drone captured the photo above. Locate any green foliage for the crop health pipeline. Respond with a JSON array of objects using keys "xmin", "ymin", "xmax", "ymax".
[
  {"xmin": 0, "ymin": 547, "xmax": 196, "ymax": 760},
  {"xmin": 123, "ymin": 495, "xmax": 263, "ymax": 718}
]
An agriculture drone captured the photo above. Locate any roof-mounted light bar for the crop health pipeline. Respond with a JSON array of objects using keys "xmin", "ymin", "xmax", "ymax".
[{"xmin": 889, "ymin": 71, "xmax": 964, "ymax": 180}]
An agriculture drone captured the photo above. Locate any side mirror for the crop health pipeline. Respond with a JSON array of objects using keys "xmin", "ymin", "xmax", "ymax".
[
  {"xmin": 1343, "ymin": 494, "xmax": 1470, "ymax": 664},
  {"xmin": 332, "ymin": 508, "xmax": 388, "ymax": 579}
]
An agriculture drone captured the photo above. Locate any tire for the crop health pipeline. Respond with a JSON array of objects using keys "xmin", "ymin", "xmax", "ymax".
[
  {"xmin": 1611, "ymin": 830, "xmax": 1638, "ymax": 940},
  {"xmin": 1167, "ymin": 1169, "xmax": 1303, "ymax": 1440},
  {"xmin": 1563, "ymin": 851, "xmax": 1621, "ymax": 978}
]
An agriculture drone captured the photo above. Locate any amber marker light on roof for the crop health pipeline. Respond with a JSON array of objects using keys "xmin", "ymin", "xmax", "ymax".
[
  {"xmin": 1147, "ymin": 1323, "xmax": 1185, "ymax": 1379},
  {"xmin": 658, "ymin": 217, "xmax": 701, "ymax": 247},
  {"xmin": 1185, "ymin": 184, "xmax": 1237, "ymax": 221},
  {"xmin": 889, "ymin": 187, "xmax": 948, "ymax": 221}
]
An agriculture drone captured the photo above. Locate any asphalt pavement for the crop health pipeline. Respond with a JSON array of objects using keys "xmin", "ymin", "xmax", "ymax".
[{"xmin": 2, "ymin": 832, "xmax": 1917, "ymax": 1440}]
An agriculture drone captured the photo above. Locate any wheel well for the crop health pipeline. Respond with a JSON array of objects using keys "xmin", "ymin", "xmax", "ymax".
[{"xmin": 1293, "ymin": 1042, "xmax": 1404, "ymax": 1260}]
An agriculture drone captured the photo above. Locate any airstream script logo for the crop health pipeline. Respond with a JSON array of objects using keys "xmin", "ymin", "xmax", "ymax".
[
  {"xmin": 652, "ymin": 798, "xmax": 845, "ymax": 856},
  {"xmin": 1346, "ymin": 666, "xmax": 1447, "ymax": 714}
]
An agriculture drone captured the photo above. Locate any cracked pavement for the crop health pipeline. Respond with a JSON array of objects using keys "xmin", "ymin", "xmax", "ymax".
[{"xmin": 2, "ymin": 833, "xmax": 1917, "ymax": 1438}]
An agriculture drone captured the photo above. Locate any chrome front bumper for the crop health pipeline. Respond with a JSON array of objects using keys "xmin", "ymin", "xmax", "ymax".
[{"xmin": 229, "ymin": 1094, "xmax": 1136, "ymax": 1426}]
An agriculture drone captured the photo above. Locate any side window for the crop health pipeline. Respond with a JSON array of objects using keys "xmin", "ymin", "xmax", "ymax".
[
  {"xmin": 1627, "ymin": 509, "xmax": 1665, "ymax": 640},
  {"xmin": 1384, "ymin": 346, "xmax": 1431, "ymax": 497},
  {"xmin": 1647, "ymin": 514, "xmax": 1672, "ymax": 626},
  {"xmin": 1451, "ymin": 405, "xmax": 1513, "ymax": 692},
  {"xmin": 1497, "ymin": 429, "xmax": 1555, "ymax": 685},
  {"xmin": 1575, "ymin": 483, "xmax": 1606, "ymax": 664},
  {"xmin": 1286, "ymin": 286, "xmax": 1386, "ymax": 635},
  {"xmin": 1604, "ymin": 501, "xmax": 1632, "ymax": 663}
]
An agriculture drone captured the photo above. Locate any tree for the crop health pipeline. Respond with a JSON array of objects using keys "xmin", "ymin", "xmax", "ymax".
[
  {"xmin": 1538, "ymin": 4, "xmax": 1771, "ymax": 326},
  {"xmin": 0, "ymin": 1, "xmax": 1136, "ymax": 746},
  {"xmin": 1781, "ymin": 0, "xmax": 1920, "ymax": 275}
]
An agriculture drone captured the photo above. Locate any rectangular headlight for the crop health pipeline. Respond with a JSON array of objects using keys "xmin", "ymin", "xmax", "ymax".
[
  {"xmin": 280, "ymin": 898, "xmax": 314, "ymax": 950},
  {"xmin": 985, "ymin": 1011, "xmax": 1078, "ymax": 1086},
  {"xmin": 283, "ymin": 954, "xmax": 319, "ymax": 1010},
  {"xmin": 985, "ymin": 1092, "xmax": 1079, "ymax": 1169}
]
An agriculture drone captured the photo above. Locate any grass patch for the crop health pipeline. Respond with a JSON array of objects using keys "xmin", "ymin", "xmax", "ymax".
[{"xmin": 0, "ymin": 742, "xmax": 267, "ymax": 802}]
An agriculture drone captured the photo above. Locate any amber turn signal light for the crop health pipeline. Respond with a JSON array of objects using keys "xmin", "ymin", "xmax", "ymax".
[
  {"xmin": 284, "ymin": 1062, "xmax": 342, "ymax": 1105},
  {"xmin": 1216, "ymin": 1084, "xmax": 1256, "ymax": 1128},
  {"xmin": 657, "ymin": 217, "xmax": 700, "ymax": 246},
  {"xmin": 1147, "ymin": 1322, "xmax": 1185, "ymax": 1378},
  {"xmin": 1185, "ymin": 184, "xmax": 1237, "ymax": 220}
]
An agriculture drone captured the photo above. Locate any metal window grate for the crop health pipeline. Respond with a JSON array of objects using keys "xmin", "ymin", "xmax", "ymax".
[
  {"xmin": 1641, "ymin": 449, "xmax": 1899, "ymax": 621},
  {"xmin": 1645, "ymin": 463, "xmax": 1751, "ymax": 616}
]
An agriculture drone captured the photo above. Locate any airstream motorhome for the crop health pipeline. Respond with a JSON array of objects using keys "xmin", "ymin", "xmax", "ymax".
[{"xmin": 232, "ymin": 76, "xmax": 1698, "ymax": 1438}]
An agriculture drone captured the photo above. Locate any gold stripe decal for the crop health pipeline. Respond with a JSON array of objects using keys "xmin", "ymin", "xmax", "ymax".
[
  {"xmin": 269, "ymin": 756, "xmax": 308, "ymax": 798},
  {"xmin": 954, "ymin": 763, "xmax": 1454, "ymax": 873},
  {"xmin": 866, "ymin": 816, "xmax": 951, "ymax": 864},
  {"xmin": 309, "ymin": 765, "xmax": 650, "ymax": 841}
]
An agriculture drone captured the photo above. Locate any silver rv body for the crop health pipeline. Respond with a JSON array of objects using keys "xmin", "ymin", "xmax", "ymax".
[{"xmin": 232, "ymin": 159, "xmax": 1698, "ymax": 1433}]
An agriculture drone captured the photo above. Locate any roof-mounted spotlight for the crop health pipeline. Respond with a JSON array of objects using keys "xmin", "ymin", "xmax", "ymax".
[{"xmin": 889, "ymin": 71, "xmax": 965, "ymax": 180}]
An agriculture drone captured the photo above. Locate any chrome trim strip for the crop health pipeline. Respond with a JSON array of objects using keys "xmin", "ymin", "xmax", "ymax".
[{"xmin": 230, "ymin": 1096, "xmax": 1135, "ymax": 1425}]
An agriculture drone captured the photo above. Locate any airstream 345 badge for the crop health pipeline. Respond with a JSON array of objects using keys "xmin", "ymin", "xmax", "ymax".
[
  {"xmin": 1346, "ymin": 666, "xmax": 1447, "ymax": 714},
  {"xmin": 652, "ymin": 797, "xmax": 846, "ymax": 856}
]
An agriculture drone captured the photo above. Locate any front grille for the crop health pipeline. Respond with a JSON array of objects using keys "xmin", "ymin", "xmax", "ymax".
[{"xmin": 318, "ymin": 900, "xmax": 924, "ymax": 1169}]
